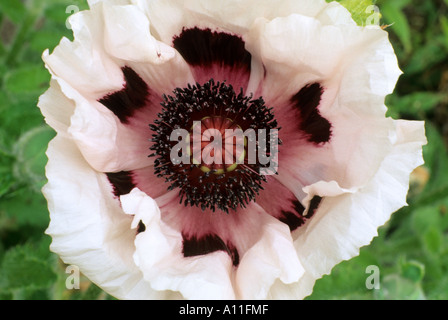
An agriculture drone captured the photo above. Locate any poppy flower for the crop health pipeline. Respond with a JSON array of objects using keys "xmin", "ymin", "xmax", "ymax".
[{"xmin": 39, "ymin": 0, "xmax": 426, "ymax": 299}]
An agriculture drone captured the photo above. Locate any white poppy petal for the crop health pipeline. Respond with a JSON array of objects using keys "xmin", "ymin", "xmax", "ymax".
[
  {"xmin": 39, "ymin": 65, "xmax": 146, "ymax": 173},
  {"xmin": 247, "ymin": 13, "xmax": 401, "ymax": 106},
  {"xmin": 68, "ymin": 96, "xmax": 153, "ymax": 172},
  {"xmin": 38, "ymin": 79, "xmax": 75, "ymax": 136},
  {"xmin": 236, "ymin": 212, "xmax": 305, "ymax": 299},
  {"xmin": 44, "ymin": 135, "xmax": 167, "ymax": 300},
  {"xmin": 246, "ymin": 12, "xmax": 403, "ymax": 194},
  {"xmin": 44, "ymin": 8, "xmax": 123, "ymax": 99},
  {"xmin": 131, "ymin": 0, "xmax": 187, "ymax": 44},
  {"xmin": 121, "ymin": 189, "xmax": 235, "ymax": 299},
  {"xmin": 133, "ymin": 0, "xmax": 334, "ymax": 44},
  {"xmin": 101, "ymin": 3, "xmax": 196, "ymax": 95},
  {"xmin": 315, "ymin": 0, "xmax": 356, "ymax": 26},
  {"xmin": 102, "ymin": 4, "xmax": 175, "ymax": 63},
  {"xmin": 268, "ymin": 120, "xmax": 426, "ymax": 299},
  {"xmin": 88, "ymin": 0, "xmax": 130, "ymax": 6}
]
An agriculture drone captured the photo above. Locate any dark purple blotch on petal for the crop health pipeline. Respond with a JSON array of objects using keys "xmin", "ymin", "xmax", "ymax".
[
  {"xmin": 279, "ymin": 196, "xmax": 322, "ymax": 231},
  {"xmin": 306, "ymin": 195, "xmax": 323, "ymax": 217},
  {"xmin": 182, "ymin": 233, "xmax": 240, "ymax": 266},
  {"xmin": 106, "ymin": 171, "xmax": 135, "ymax": 197},
  {"xmin": 280, "ymin": 200, "xmax": 306, "ymax": 231},
  {"xmin": 99, "ymin": 67, "xmax": 149, "ymax": 124},
  {"xmin": 137, "ymin": 220, "xmax": 146, "ymax": 234},
  {"xmin": 291, "ymin": 83, "xmax": 332, "ymax": 144},
  {"xmin": 173, "ymin": 27, "xmax": 251, "ymax": 72}
]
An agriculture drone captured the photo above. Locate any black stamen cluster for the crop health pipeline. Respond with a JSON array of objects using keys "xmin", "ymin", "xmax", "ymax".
[{"xmin": 149, "ymin": 79, "xmax": 280, "ymax": 213}]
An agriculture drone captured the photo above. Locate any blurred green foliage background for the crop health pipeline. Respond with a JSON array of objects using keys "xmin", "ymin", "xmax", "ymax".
[{"xmin": 0, "ymin": 0, "xmax": 447, "ymax": 300}]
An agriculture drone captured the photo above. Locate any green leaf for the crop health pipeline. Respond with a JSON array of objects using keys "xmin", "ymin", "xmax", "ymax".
[
  {"xmin": 374, "ymin": 274, "xmax": 426, "ymax": 300},
  {"xmin": 0, "ymin": 240, "xmax": 5, "ymax": 262},
  {"xmin": 400, "ymin": 260, "xmax": 425, "ymax": 283},
  {"xmin": 412, "ymin": 206, "xmax": 441, "ymax": 236},
  {"xmin": 4, "ymin": 65, "xmax": 50, "ymax": 94},
  {"xmin": 0, "ymin": 238, "xmax": 57, "ymax": 292},
  {"xmin": 441, "ymin": 16, "xmax": 448, "ymax": 50},
  {"xmin": 408, "ymin": 124, "xmax": 448, "ymax": 210},
  {"xmin": 0, "ymin": 93, "xmax": 48, "ymax": 140},
  {"xmin": 326, "ymin": 0, "xmax": 378, "ymax": 27},
  {"xmin": 411, "ymin": 205, "xmax": 445, "ymax": 255},
  {"xmin": 404, "ymin": 35, "xmax": 448, "ymax": 75},
  {"xmin": 13, "ymin": 126, "xmax": 55, "ymax": 191},
  {"xmin": 0, "ymin": 176, "xmax": 15, "ymax": 198},
  {"xmin": 423, "ymin": 226, "xmax": 443, "ymax": 254},
  {"xmin": 341, "ymin": 0, "xmax": 377, "ymax": 26},
  {"xmin": 29, "ymin": 30, "xmax": 64, "ymax": 54},
  {"xmin": 307, "ymin": 250, "xmax": 379, "ymax": 300},
  {"xmin": 380, "ymin": 1, "xmax": 412, "ymax": 54},
  {"xmin": 0, "ymin": 188, "xmax": 50, "ymax": 229},
  {"xmin": 0, "ymin": 0, "xmax": 26, "ymax": 24},
  {"xmin": 386, "ymin": 92, "xmax": 447, "ymax": 118},
  {"xmin": 426, "ymin": 270, "xmax": 448, "ymax": 299}
]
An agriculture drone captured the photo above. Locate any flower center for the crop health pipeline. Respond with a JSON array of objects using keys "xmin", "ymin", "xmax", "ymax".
[
  {"xmin": 190, "ymin": 116, "xmax": 246, "ymax": 175},
  {"xmin": 150, "ymin": 80, "xmax": 280, "ymax": 213}
]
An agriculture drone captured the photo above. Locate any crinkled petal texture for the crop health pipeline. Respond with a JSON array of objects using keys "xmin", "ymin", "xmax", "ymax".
[{"xmin": 40, "ymin": 0, "xmax": 426, "ymax": 300}]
